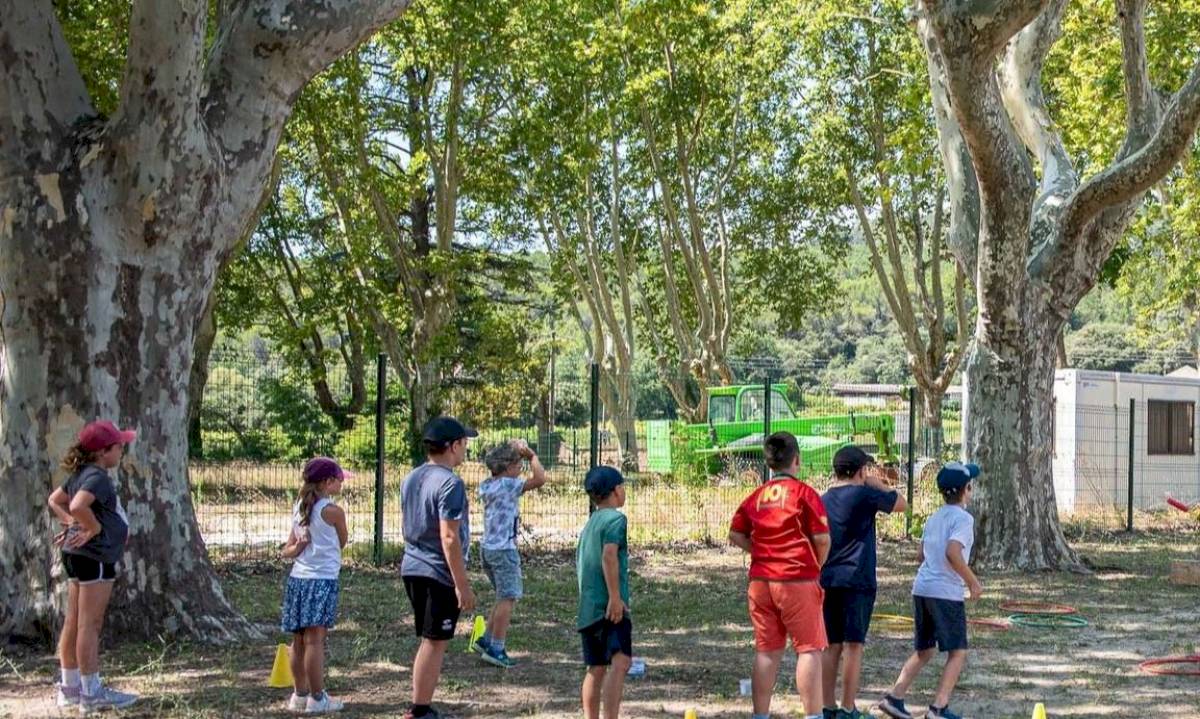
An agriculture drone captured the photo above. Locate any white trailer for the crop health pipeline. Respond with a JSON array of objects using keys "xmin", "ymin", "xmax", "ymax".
[{"xmin": 1053, "ymin": 369, "xmax": 1200, "ymax": 513}]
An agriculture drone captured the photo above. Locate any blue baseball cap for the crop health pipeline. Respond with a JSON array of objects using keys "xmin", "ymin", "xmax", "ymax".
[
  {"xmin": 584, "ymin": 466, "xmax": 624, "ymax": 495},
  {"xmin": 937, "ymin": 461, "xmax": 980, "ymax": 491}
]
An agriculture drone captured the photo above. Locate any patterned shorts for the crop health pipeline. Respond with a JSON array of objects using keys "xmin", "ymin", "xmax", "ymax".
[
  {"xmin": 281, "ymin": 577, "xmax": 340, "ymax": 633},
  {"xmin": 481, "ymin": 548, "xmax": 524, "ymax": 600}
]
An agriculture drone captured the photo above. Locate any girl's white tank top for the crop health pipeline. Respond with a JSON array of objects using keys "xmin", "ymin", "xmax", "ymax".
[{"xmin": 290, "ymin": 497, "xmax": 342, "ymax": 580}]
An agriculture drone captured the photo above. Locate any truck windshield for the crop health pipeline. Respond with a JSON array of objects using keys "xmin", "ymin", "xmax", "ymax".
[
  {"xmin": 709, "ymin": 395, "xmax": 736, "ymax": 423},
  {"xmin": 738, "ymin": 389, "xmax": 793, "ymax": 421}
]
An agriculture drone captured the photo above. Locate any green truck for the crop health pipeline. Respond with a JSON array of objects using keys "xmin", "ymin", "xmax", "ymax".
[{"xmin": 644, "ymin": 384, "xmax": 898, "ymax": 477}]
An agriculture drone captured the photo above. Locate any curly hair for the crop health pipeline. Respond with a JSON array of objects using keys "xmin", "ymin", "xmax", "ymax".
[{"xmin": 61, "ymin": 443, "xmax": 102, "ymax": 474}]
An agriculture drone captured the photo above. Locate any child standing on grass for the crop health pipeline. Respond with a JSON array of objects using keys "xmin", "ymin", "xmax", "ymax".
[
  {"xmin": 577, "ymin": 466, "xmax": 631, "ymax": 719},
  {"xmin": 281, "ymin": 457, "xmax": 350, "ymax": 715},
  {"xmin": 820, "ymin": 446, "xmax": 907, "ymax": 719},
  {"xmin": 400, "ymin": 416, "xmax": 479, "ymax": 719},
  {"xmin": 473, "ymin": 439, "xmax": 547, "ymax": 668},
  {"xmin": 48, "ymin": 420, "xmax": 139, "ymax": 714},
  {"xmin": 728, "ymin": 431, "xmax": 831, "ymax": 719},
  {"xmin": 877, "ymin": 462, "xmax": 982, "ymax": 719}
]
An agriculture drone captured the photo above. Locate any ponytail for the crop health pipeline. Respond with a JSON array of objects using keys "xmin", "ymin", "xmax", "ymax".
[
  {"xmin": 61, "ymin": 443, "xmax": 101, "ymax": 474},
  {"xmin": 297, "ymin": 480, "xmax": 322, "ymax": 527}
]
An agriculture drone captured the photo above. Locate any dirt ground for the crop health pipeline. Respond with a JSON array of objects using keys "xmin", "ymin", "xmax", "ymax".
[{"xmin": 2, "ymin": 524, "xmax": 1199, "ymax": 719}]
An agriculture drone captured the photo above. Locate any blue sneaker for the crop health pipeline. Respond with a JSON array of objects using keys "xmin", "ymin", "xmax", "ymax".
[
  {"xmin": 927, "ymin": 705, "xmax": 962, "ymax": 719},
  {"xmin": 471, "ymin": 637, "xmax": 491, "ymax": 655},
  {"xmin": 838, "ymin": 708, "xmax": 868, "ymax": 719},
  {"xmin": 877, "ymin": 694, "xmax": 913, "ymax": 719},
  {"xmin": 478, "ymin": 642, "xmax": 515, "ymax": 668}
]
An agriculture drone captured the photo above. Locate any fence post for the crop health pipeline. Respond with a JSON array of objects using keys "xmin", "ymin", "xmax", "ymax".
[
  {"xmin": 1127, "ymin": 398, "xmax": 1135, "ymax": 532},
  {"xmin": 906, "ymin": 386, "xmax": 917, "ymax": 539},
  {"xmin": 762, "ymin": 374, "xmax": 773, "ymax": 482},
  {"xmin": 589, "ymin": 362, "xmax": 600, "ymax": 514},
  {"xmin": 373, "ymin": 353, "xmax": 387, "ymax": 566}
]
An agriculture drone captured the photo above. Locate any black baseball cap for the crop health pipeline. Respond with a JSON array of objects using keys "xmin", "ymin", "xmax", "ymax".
[
  {"xmin": 422, "ymin": 416, "xmax": 478, "ymax": 443},
  {"xmin": 833, "ymin": 445, "xmax": 874, "ymax": 477},
  {"xmin": 584, "ymin": 466, "xmax": 624, "ymax": 495},
  {"xmin": 937, "ymin": 461, "xmax": 980, "ymax": 491}
]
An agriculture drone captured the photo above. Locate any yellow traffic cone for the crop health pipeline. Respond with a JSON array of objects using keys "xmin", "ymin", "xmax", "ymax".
[
  {"xmin": 1032, "ymin": 703, "xmax": 1047, "ymax": 719},
  {"xmin": 684, "ymin": 710, "xmax": 698, "ymax": 719},
  {"xmin": 268, "ymin": 643, "xmax": 294, "ymax": 688},
  {"xmin": 466, "ymin": 615, "xmax": 486, "ymax": 653}
]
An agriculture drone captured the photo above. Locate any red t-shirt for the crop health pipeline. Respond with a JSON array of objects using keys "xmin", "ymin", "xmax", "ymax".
[{"xmin": 730, "ymin": 476, "xmax": 829, "ymax": 581}]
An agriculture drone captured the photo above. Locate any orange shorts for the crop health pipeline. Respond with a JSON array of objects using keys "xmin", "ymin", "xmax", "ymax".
[{"xmin": 748, "ymin": 579, "xmax": 827, "ymax": 653}]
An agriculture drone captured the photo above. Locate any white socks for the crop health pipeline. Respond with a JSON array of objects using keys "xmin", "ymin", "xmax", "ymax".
[
  {"xmin": 61, "ymin": 668, "xmax": 80, "ymax": 688},
  {"xmin": 82, "ymin": 673, "xmax": 101, "ymax": 695}
]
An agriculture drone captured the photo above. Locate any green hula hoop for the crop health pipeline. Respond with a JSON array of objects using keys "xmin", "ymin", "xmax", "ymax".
[{"xmin": 1008, "ymin": 613, "xmax": 1088, "ymax": 629}]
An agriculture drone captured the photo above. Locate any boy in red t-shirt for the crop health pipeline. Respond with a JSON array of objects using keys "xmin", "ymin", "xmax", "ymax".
[{"xmin": 729, "ymin": 431, "xmax": 831, "ymax": 719}]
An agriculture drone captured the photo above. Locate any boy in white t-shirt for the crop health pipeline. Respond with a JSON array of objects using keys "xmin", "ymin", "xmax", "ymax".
[
  {"xmin": 474, "ymin": 440, "xmax": 546, "ymax": 668},
  {"xmin": 878, "ymin": 462, "xmax": 982, "ymax": 719}
]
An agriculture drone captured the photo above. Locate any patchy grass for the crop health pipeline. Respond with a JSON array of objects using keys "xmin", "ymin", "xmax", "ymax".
[{"xmin": 3, "ymin": 524, "xmax": 1200, "ymax": 718}]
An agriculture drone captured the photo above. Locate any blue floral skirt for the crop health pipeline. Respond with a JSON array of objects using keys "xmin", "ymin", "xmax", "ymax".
[{"xmin": 280, "ymin": 576, "xmax": 340, "ymax": 633}]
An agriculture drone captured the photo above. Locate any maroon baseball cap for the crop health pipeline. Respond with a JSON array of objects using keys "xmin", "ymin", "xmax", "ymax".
[
  {"xmin": 78, "ymin": 420, "xmax": 137, "ymax": 452},
  {"xmin": 302, "ymin": 456, "xmax": 352, "ymax": 483}
]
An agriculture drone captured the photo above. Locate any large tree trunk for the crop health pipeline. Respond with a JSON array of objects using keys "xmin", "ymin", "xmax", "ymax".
[
  {"xmin": 0, "ymin": 0, "xmax": 414, "ymax": 641},
  {"xmin": 966, "ymin": 313, "xmax": 1077, "ymax": 569}
]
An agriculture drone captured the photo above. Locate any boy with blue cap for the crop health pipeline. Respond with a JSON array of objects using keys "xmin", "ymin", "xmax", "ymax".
[
  {"xmin": 576, "ymin": 466, "xmax": 630, "ymax": 719},
  {"xmin": 878, "ymin": 462, "xmax": 982, "ymax": 719}
]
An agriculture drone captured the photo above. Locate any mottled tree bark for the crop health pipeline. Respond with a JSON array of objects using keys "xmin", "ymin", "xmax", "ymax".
[{"xmin": 0, "ymin": 0, "xmax": 413, "ymax": 641}]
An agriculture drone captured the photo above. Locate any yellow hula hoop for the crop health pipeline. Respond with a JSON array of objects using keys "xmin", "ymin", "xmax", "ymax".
[{"xmin": 872, "ymin": 613, "xmax": 914, "ymax": 628}]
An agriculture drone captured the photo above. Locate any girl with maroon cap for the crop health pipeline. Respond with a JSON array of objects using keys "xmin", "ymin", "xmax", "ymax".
[
  {"xmin": 279, "ymin": 457, "xmax": 351, "ymax": 714},
  {"xmin": 47, "ymin": 419, "xmax": 139, "ymax": 713}
]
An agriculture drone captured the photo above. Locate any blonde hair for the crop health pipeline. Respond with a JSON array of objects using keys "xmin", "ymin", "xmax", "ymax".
[
  {"xmin": 61, "ymin": 443, "xmax": 102, "ymax": 474},
  {"xmin": 297, "ymin": 478, "xmax": 324, "ymax": 527}
]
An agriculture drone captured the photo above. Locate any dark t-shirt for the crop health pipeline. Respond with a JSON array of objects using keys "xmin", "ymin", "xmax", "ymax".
[
  {"xmin": 819, "ymin": 484, "xmax": 898, "ymax": 591},
  {"xmin": 399, "ymin": 463, "xmax": 469, "ymax": 587},
  {"xmin": 61, "ymin": 465, "xmax": 129, "ymax": 564}
]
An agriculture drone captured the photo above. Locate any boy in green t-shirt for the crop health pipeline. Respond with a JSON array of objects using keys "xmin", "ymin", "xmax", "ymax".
[{"xmin": 576, "ymin": 466, "xmax": 630, "ymax": 719}]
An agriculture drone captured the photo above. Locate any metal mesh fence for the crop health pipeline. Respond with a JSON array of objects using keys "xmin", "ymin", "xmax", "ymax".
[{"xmin": 190, "ymin": 349, "xmax": 1024, "ymax": 560}]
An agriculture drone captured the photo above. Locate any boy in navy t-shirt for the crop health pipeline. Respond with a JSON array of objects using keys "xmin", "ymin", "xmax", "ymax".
[{"xmin": 820, "ymin": 446, "xmax": 906, "ymax": 719}]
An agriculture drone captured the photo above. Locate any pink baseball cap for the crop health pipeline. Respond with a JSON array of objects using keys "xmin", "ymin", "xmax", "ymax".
[
  {"xmin": 302, "ymin": 456, "xmax": 352, "ymax": 483},
  {"xmin": 78, "ymin": 420, "xmax": 137, "ymax": 452}
]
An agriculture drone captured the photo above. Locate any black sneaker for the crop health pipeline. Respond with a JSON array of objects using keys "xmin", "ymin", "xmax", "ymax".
[
  {"xmin": 877, "ymin": 694, "xmax": 913, "ymax": 719},
  {"xmin": 823, "ymin": 708, "xmax": 839, "ymax": 719},
  {"xmin": 927, "ymin": 705, "xmax": 963, "ymax": 719}
]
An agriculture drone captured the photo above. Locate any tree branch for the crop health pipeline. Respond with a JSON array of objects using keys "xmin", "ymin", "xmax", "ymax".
[
  {"xmin": 113, "ymin": 0, "xmax": 207, "ymax": 137},
  {"xmin": 0, "ymin": 0, "xmax": 92, "ymax": 171}
]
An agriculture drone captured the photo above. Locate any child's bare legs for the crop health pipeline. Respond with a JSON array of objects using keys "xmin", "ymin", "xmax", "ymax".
[
  {"xmin": 411, "ymin": 638, "xmax": 449, "ymax": 706},
  {"xmin": 487, "ymin": 598, "xmax": 516, "ymax": 642},
  {"xmin": 290, "ymin": 632, "xmax": 310, "ymax": 695},
  {"xmin": 582, "ymin": 665, "xmax": 606, "ymax": 719},
  {"xmin": 796, "ymin": 650, "xmax": 824, "ymax": 716},
  {"xmin": 603, "ymin": 653, "xmax": 630, "ymax": 719},
  {"xmin": 75, "ymin": 581, "xmax": 114, "ymax": 676},
  {"xmin": 822, "ymin": 643, "xmax": 842, "ymax": 708},
  {"xmin": 751, "ymin": 648, "xmax": 783, "ymax": 715},
  {"xmin": 58, "ymin": 582, "xmax": 81, "ymax": 673},
  {"xmin": 840, "ymin": 642, "xmax": 864, "ymax": 709},
  {"xmin": 932, "ymin": 650, "xmax": 967, "ymax": 707},
  {"xmin": 889, "ymin": 648, "xmax": 936, "ymax": 698},
  {"xmin": 302, "ymin": 627, "xmax": 327, "ymax": 695}
]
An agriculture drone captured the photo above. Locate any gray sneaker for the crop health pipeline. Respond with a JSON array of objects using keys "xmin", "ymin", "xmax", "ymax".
[
  {"xmin": 56, "ymin": 683, "xmax": 80, "ymax": 707},
  {"xmin": 80, "ymin": 685, "xmax": 138, "ymax": 714}
]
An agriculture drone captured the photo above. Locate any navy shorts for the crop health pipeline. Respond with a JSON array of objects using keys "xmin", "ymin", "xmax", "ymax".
[
  {"xmin": 823, "ymin": 587, "xmax": 876, "ymax": 644},
  {"xmin": 579, "ymin": 616, "xmax": 632, "ymax": 666},
  {"xmin": 62, "ymin": 553, "xmax": 117, "ymax": 584},
  {"xmin": 913, "ymin": 595, "xmax": 968, "ymax": 652}
]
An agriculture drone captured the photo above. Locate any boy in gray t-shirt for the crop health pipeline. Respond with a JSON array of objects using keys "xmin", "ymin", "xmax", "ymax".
[
  {"xmin": 472, "ymin": 439, "xmax": 546, "ymax": 668},
  {"xmin": 878, "ymin": 463, "xmax": 983, "ymax": 719},
  {"xmin": 399, "ymin": 416, "xmax": 478, "ymax": 719}
]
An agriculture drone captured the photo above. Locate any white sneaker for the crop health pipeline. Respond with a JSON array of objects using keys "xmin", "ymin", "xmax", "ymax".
[
  {"xmin": 80, "ymin": 685, "xmax": 138, "ymax": 714},
  {"xmin": 287, "ymin": 693, "xmax": 308, "ymax": 712},
  {"xmin": 305, "ymin": 694, "xmax": 344, "ymax": 714},
  {"xmin": 56, "ymin": 683, "xmax": 81, "ymax": 707}
]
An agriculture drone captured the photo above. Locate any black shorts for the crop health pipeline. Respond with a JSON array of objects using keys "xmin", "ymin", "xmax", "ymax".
[
  {"xmin": 579, "ymin": 616, "xmax": 632, "ymax": 667},
  {"xmin": 913, "ymin": 595, "xmax": 968, "ymax": 652},
  {"xmin": 62, "ymin": 553, "xmax": 117, "ymax": 584},
  {"xmin": 403, "ymin": 575, "xmax": 461, "ymax": 641},
  {"xmin": 823, "ymin": 587, "xmax": 876, "ymax": 644}
]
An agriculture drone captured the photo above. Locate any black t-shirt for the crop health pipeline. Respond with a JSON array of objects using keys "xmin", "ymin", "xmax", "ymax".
[
  {"xmin": 61, "ymin": 465, "xmax": 129, "ymax": 564},
  {"xmin": 819, "ymin": 484, "xmax": 898, "ymax": 590}
]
